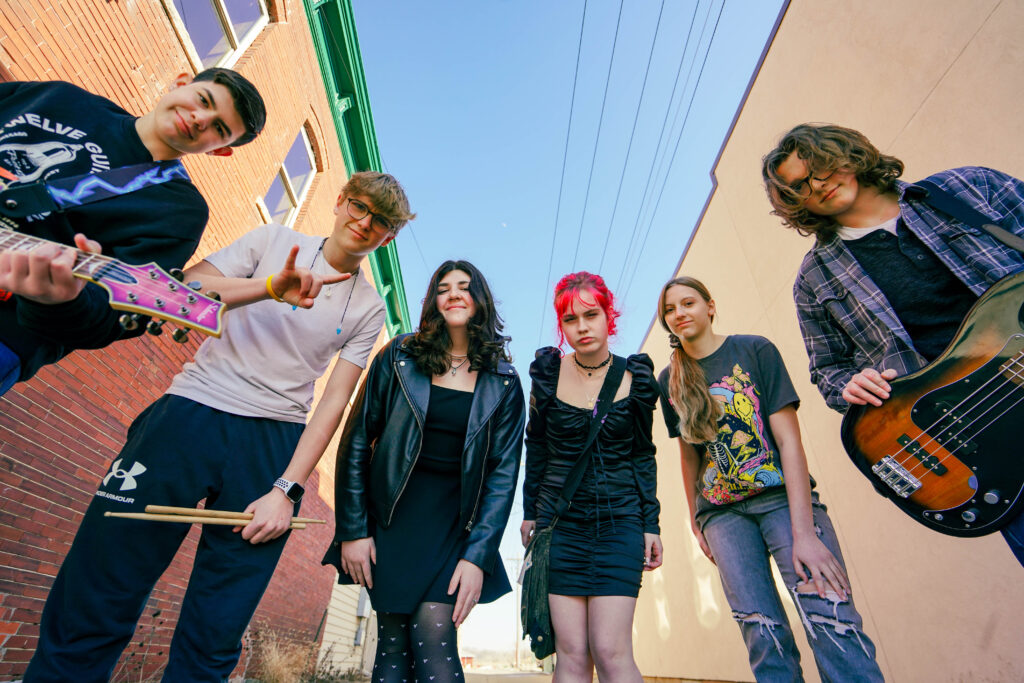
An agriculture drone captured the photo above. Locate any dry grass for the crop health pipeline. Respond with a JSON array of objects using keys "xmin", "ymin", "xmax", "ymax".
[{"xmin": 250, "ymin": 629, "xmax": 316, "ymax": 683}]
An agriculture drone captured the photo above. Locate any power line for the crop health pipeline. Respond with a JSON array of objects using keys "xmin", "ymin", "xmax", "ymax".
[
  {"xmin": 613, "ymin": 0, "xmax": 704, "ymax": 291},
  {"xmin": 570, "ymin": 0, "xmax": 626, "ymax": 270},
  {"xmin": 622, "ymin": 0, "xmax": 727, "ymax": 300},
  {"xmin": 380, "ymin": 156, "xmax": 429, "ymax": 272},
  {"xmin": 596, "ymin": 0, "xmax": 667, "ymax": 274},
  {"xmin": 537, "ymin": 0, "xmax": 589, "ymax": 346}
]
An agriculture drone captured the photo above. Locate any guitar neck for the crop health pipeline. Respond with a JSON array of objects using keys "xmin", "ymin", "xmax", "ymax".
[{"xmin": 0, "ymin": 226, "xmax": 116, "ymax": 282}]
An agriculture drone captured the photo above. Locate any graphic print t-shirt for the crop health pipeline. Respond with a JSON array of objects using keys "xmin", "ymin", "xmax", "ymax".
[
  {"xmin": 0, "ymin": 81, "xmax": 207, "ymax": 379},
  {"xmin": 658, "ymin": 335, "xmax": 801, "ymax": 512}
]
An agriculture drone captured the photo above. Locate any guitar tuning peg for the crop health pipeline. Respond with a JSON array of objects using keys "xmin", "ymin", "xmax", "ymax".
[
  {"xmin": 205, "ymin": 291, "xmax": 221, "ymax": 302},
  {"xmin": 119, "ymin": 313, "xmax": 141, "ymax": 331},
  {"xmin": 171, "ymin": 328, "xmax": 190, "ymax": 343},
  {"xmin": 187, "ymin": 280, "xmax": 202, "ymax": 291},
  {"xmin": 169, "ymin": 268, "xmax": 185, "ymax": 282},
  {"xmin": 146, "ymin": 319, "xmax": 165, "ymax": 336}
]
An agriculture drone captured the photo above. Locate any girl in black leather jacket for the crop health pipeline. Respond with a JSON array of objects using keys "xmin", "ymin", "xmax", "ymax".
[
  {"xmin": 323, "ymin": 260, "xmax": 526, "ymax": 683},
  {"xmin": 521, "ymin": 271, "xmax": 663, "ymax": 682}
]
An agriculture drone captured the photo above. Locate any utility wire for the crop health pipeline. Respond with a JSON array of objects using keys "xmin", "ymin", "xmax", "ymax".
[
  {"xmin": 570, "ymin": 0, "xmax": 626, "ymax": 270},
  {"xmin": 613, "ymin": 0, "xmax": 703, "ymax": 290},
  {"xmin": 380, "ymin": 156, "xmax": 429, "ymax": 272},
  {"xmin": 537, "ymin": 0, "xmax": 589, "ymax": 346},
  {"xmin": 622, "ymin": 0, "xmax": 727, "ymax": 300},
  {"xmin": 596, "ymin": 0, "xmax": 667, "ymax": 273}
]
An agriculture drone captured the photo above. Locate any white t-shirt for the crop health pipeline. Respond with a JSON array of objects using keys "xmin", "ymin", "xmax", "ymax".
[
  {"xmin": 166, "ymin": 223, "xmax": 386, "ymax": 423},
  {"xmin": 837, "ymin": 215, "xmax": 899, "ymax": 241}
]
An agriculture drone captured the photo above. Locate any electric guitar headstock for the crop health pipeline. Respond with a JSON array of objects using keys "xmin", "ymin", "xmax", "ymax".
[{"xmin": 0, "ymin": 227, "xmax": 224, "ymax": 342}]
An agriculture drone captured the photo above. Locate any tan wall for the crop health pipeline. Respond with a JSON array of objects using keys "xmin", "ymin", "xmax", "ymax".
[{"xmin": 634, "ymin": 1, "xmax": 1024, "ymax": 681}]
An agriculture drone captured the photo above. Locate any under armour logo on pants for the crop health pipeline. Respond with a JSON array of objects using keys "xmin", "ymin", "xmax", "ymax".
[{"xmin": 103, "ymin": 459, "xmax": 147, "ymax": 491}]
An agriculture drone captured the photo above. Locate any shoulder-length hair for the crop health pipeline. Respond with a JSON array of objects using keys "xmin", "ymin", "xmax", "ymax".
[
  {"xmin": 657, "ymin": 276, "xmax": 721, "ymax": 444},
  {"xmin": 761, "ymin": 123, "xmax": 904, "ymax": 240},
  {"xmin": 405, "ymin": 260, "xmax": 511, "ymax": 375}
]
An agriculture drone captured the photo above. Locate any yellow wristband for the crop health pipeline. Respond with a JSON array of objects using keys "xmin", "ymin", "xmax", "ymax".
[{"xmin": 266, "ymin": 274, "xmax": 285, "ymax": 302}]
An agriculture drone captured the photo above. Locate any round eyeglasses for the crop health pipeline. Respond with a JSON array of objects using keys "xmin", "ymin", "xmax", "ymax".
[{"xmin": 345, "ymin": 197, "xmax": 395, "ymax": 235}]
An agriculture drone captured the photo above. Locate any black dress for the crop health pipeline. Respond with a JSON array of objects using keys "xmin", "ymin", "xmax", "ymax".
[
  {"xmin": 368, "ymin": 384, "xmax": 512, "ymax": 613},
  {"xmin": 523, "ymin": 351, "xmax": 661, "ymax": 598}
]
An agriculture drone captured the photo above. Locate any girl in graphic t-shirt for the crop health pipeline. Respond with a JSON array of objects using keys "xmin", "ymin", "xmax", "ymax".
[{"xmin": 655, "ymin": 276, "xmax": 884, "ymax": 683}]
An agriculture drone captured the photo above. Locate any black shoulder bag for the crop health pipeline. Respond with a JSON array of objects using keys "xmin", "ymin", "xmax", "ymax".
[{"xmin": 520, "ymin": 355, "xmax": 626, "ymax": 660}]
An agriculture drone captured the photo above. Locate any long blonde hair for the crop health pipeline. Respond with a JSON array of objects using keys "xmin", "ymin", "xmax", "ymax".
[{"xmin": 657, "ymin": 277, "xmax": 721, "ymax": 443}]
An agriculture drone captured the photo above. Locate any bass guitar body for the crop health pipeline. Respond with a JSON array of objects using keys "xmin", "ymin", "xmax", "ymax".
[{"xmin": 841, "ymin": 270, "xmax": 1024, "ymax": 536}]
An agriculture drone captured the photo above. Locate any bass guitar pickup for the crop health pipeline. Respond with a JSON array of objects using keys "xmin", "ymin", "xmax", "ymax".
[
  {"xmin": 872, "ymin": 456, "xmax": 922, "ymax": 498},
  {"xmin": 896, "ymin": 434, "xmax": 949, "ymax": 475}
]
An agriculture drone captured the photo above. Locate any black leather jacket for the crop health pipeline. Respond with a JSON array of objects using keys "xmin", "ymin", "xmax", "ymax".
[{"xmin": 323, "ymin": 333, "xmax": 526, "ymax": 574}]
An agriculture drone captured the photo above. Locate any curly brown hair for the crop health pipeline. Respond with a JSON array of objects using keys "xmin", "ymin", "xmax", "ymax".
[
  {"xmin": 761, "ymin": 123, "xmax": 904, "ymax": 239},
  {"xmin": 405, "ymin": 260, "xmax": 511, "ymax": 376}
]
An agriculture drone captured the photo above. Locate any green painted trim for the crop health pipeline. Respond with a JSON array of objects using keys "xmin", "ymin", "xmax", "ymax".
[{"xmin": 302, "ymin": 0, "xmax": 411, "ymax": 336}]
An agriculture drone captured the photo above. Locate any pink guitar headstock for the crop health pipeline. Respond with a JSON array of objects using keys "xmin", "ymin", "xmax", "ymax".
[{"xmin": 90, "ymin": 260, "xmax": 224, "ymax": 338}]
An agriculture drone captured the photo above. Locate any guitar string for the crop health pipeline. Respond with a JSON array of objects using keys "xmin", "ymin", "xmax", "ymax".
[
  {"xmin": 889, "ymin": 357, "xmax": 1020, "ymax": 476},
  {"xmin": 878, "ymin": 348, "xmax": 1023, "ymax": 470},
  {"xmin": 902, "ymin": 369, "xmax": 1024, "ymax": 478},
  {"xmin": 887, "ymin": 352, "xmax": 1024, "ymax": 480}
]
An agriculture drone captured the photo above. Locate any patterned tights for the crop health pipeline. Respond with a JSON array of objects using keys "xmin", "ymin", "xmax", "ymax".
[{"xmin": 372, "ymin": 602, "xmax": 464, "ymax": 683}]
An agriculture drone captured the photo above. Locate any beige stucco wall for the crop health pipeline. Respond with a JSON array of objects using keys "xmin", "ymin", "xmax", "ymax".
[{"xmin": 633, "ymin": 1, "xmax": 1024, "ymax": 681}]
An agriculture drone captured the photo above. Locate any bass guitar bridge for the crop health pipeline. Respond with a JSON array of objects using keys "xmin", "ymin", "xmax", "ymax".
[{"xmin": 872, "ymin": 456, "xmax": 922, "ymax": 498}]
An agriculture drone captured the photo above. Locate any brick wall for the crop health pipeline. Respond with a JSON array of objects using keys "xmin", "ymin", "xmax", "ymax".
[{"xmin": 0, "ymin": 1, "xmax": 368, "ymax": 679}]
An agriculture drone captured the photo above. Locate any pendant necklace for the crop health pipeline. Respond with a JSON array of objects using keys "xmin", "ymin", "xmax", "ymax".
[
  {"xmin": 573, "ymin": 352, "xmax": 611, "ymax": 377},
  {"xmin": 305, "ymin": 238, "xmax": 358, "ymax": 335},
  {"xmin": 448, "ymin": 353, "xmax": 469, "ymax": 376},
  {"xmin": 572, "ymin": 358, "xmax": 608, "ymax": 410}
]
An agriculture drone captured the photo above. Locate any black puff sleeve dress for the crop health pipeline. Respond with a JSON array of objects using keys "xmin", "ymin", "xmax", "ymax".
[{"xmin": 522, "ymin": 349, "xmax": 661, "ymax": 597}]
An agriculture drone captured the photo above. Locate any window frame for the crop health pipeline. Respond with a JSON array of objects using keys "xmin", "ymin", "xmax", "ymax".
[
  {"xmin": 162, "ymin": 0, "xmax": 270, "ymax": 72},
  {"xmin": 257, "ymin": 127, "xmax": 318, "ymax": 227}
]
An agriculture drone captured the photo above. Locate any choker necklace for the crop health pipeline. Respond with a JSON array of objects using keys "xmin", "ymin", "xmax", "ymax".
[{"xmin": 573, "ymin": 353, "xmax": 611, "ymax": 377}]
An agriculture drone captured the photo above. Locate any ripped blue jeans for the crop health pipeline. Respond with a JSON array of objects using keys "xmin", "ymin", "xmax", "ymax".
[{"xmin": 700, "ymin": 489, "xmax": 884, "ymax": 682}]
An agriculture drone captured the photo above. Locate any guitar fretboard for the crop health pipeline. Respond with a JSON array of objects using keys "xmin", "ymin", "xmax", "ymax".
[{"xmin": 0, "ymin": 226, "xmax": 118, "ymax": 281}]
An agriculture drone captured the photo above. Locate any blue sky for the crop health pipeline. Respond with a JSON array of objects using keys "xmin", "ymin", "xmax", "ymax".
[{"xmin": 351, "ymin": 0, "xmax": 787, "ymax": 654}]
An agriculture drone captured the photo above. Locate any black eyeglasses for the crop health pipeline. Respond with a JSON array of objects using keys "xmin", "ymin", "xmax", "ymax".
[
  {"xmin": 345, "ymin": 198, "xmax": 395, "ymax": 235},
  {"xmin": 789, "ymin": 168, "xmax": 837, "ymax": 198}
]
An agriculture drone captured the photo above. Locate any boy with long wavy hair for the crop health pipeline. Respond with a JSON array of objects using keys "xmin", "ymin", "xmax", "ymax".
[{"xmin": 762, "ymin": 122, "xmax": 1024, "ymax": 566}]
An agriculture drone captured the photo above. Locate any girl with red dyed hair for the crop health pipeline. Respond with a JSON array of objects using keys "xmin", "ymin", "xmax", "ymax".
[{"xmin": 520, "ymin": 271, "xmax": 663, "ymax": 681}]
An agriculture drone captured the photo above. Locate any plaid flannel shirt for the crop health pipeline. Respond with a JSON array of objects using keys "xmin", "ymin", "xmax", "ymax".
[{"xmin": 794, "ymin": 166, "xmax": 1024, "ymax": 413}]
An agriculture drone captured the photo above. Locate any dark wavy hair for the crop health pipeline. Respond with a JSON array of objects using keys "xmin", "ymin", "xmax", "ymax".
[
  {"xmin": 405, "ymin": 260, "xmax": 511, "ymax": 375},
  {"xmin": 761, "ymin": 123, "xmax": 904, "ymax": 239}
]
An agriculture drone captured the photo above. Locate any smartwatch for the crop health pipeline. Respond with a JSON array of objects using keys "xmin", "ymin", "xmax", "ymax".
[{"xmin": 273, "ymin": 477, "xmax": 304, "ymax": 503}]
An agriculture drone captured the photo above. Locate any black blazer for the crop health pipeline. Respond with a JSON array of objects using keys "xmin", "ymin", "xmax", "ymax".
[{"xmin": 323, "ymin": 333, "xmax": 526, "ymax": 574}]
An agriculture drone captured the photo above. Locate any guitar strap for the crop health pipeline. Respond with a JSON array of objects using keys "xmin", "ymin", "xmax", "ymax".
[
  {"xmin": 910, "ymin": 180, "xmax": 1024, "ymax": 255},
  {"xmin": 551, "ymin": 355, "xmax": 628, "ymax": 523},
  {"xmin": 0, "ymin": 160, "xmax": 189, "ymax": 219}
]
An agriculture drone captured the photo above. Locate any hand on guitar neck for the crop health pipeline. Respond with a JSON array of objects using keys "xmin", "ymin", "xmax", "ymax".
[
  {"xmin": 842, "ymin": 367, "xmax": 899, "ymax": 407},
  {"xmin": 0, "ymin": 232, "xmax": 102, "ymax": 305}
]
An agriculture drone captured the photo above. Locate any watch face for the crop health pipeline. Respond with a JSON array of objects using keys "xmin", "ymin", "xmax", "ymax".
[{"xmin": 286, "ymin": 482, "xmax": 304, "ymax": 502}]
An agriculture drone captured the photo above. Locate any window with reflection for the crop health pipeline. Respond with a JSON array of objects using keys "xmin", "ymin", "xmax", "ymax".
[
  {"xmin": 261, "ymin": 129, "xmax": 317, "ymax": 226},
  {"xmin": 169, "ymin": 0, "xmax": 269, "ymax": 69}
]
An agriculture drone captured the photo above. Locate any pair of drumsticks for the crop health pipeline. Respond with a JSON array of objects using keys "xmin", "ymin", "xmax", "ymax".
[{"xmin": 104, "ymin": 505, "xmax": 324, "ymax": 530}]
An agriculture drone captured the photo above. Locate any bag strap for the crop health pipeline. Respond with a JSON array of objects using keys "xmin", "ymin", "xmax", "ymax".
[
  {"xmin": 911, "ymin": 179, "xmax": 1024, "ymax": 254},
  {"xmin": 551, "ymin": 355, "xmax": 627, "ymax": 522},
  {"xmin": 0, "ymin": 161, "xmax": 189, "ymax": 219}
]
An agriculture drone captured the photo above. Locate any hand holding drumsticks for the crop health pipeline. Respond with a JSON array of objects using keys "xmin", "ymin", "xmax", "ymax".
[{"xmin": 105, "ymin": 502, "xmax": 325, "ymax": 545}]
